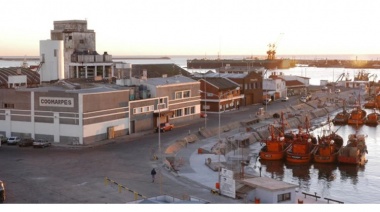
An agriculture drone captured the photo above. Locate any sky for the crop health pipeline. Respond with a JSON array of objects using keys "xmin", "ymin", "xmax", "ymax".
[{"xmin": 1, "ymin": 0, "xmax": 380, "ymax": 58}]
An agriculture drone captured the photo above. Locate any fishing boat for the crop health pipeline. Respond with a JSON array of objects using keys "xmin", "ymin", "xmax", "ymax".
[
  {"xmin": 285, "ymin": 116, "xmax": 318, "ymax": 164},
  {"xmin": 338, "ymin": 132, "xmax": 368, "ymax": 166},
  {"xmin": 333, "ymin": 100, "xmax": 350, "ymax": 125},
  {"xmin": 259, "ymin": 112, "xmax": 291, "ymax": 161},
  {"xmin": 363, "ymin": 99, "xmax": 376, "ymax": 109},
  {"xmin": 313, "ymin": 117, "xmax": 344, "ymax": 164},
  {"xmin": 365, "ymin": 109, "xmax": 380, "ymax": 126},
  {"xmin": 347, "ymin": 95, "xmax": 366, "ymax": 125}
]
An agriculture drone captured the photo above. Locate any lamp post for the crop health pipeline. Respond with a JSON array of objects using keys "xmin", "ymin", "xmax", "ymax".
[
  {"xmin": 157, "ymin": 102, "xmax": 165, "ymax": 194},
  {"xmin": 203, "ymin": 74, "xmax": 207, "ymax": 129}
]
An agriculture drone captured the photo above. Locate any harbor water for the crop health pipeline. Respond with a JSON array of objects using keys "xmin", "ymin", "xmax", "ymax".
[{"xmin": 2, "ymin": 56, "xmax": 380, "ymax": 203}]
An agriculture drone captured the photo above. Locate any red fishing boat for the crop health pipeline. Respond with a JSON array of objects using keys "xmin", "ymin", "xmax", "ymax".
[
  {"xmin": 338, "ymin": 132, "xmax": 368, "ymax": 166},
  {"xmin": 286, "ymin": 116, "xmax": 318, "ymax": 164},
  {"xmin": 347, "ymin": 94, "xmax": 367, "ymax": 125},
  {"xmin": 332, "ymin": 100, "xmax": 350, "ymax": 125},
  {"xmin": 364, "ymin": 109, "xmax": 380, "ymax": 126},
  {"xmin": 313, "ymin": 116, "xmax": 344, "ymax": 164},
  {"xmin": 259, "ymin": 112, "xmax": 291, "ymax": 161}
]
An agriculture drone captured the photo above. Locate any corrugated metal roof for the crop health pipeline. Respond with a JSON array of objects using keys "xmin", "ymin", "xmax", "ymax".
[
  {"xmin": 204, "ymin": 77, "xmax": 240, "ymax": 90},
  {"xmin": 144, "ymin": 75, "xmax": 197, "ymax": 86},
  {"xmin": 0, "ymin": 67, "xmax": 40, "ymax": 86},
  {"xmin": 204, "ymin": 72, "xmax": 247, "ymax": 79}
]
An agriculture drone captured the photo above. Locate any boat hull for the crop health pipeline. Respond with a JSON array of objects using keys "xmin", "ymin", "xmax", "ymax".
[
  {"xmin": 338, "ymin": 155, "xmax": 367, "ymax": 166},
  {"xmin": 286, "ymin": 153, "xmax": 312, "ymax": 164},
  {"xmin": 259, "ymin": 151, "xmax": 284, "ymax": 161},
  {"xmin": 314, "ymin": 155, "xmax": 337, "ymax": 163}
]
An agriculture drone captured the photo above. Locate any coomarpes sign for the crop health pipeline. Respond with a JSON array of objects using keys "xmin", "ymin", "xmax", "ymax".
[{"xmin": 39, "ymin": 97, "xmax": 74, "ymax": 108}]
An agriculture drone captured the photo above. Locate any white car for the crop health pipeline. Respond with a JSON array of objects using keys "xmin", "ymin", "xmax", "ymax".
[
  {"xmin": 33, "ymin": 139, "xmax": 52, "ymax": 148},
  {"xmin": 281, "ymin": 97, "xmax": 289, "ymax": 102},
  {"xmin": 335, "ymin": 89, "xmax": 341, "ymax": 93},
  {"xmin": 300, "ymin": 96, "xmax": 307, "ymax": 103},
  {"xmin": 7, "ymin": 136, "xmax": 21, "ymax": 145}
]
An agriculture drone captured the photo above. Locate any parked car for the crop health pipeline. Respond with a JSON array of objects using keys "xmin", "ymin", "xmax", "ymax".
[
  {"xmin": 200, "ymin": 112, "xmax": 207, "ymax": 118},
  {"xmin": 18, "ymin": 138, "xmax": 35, "ymax": 147},
  {"xmin": 281, "ymin": 96, "xmax": 289, "ymax": 102},
  {"xmin": 7, "ymin": 136, "xmax": 21, "ymax": 145},
  {"xmin": 0, "ymin": 134, "xmax": 7, "ymax": 144},
  {"xmin": 0, "ymin": 180, "xmax": 5, "ymax": 203},
  {"xmin": 335, "ymin": 89, "xmax": 341, "ymax": 93},
  {"xmin": 262, "ymin": 98, "xmax": 272, "ymax": 105},
  {"xmin": 155, "ymin": 123, "xmax": 174, "ymax": 133},
  {"xmin": 33, "ymin": 139, "xmax": 52, "ymax": 148}
]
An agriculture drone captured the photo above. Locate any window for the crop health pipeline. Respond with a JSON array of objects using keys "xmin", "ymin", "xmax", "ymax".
[
  {"xmin": 175, "ymin": 92, "xmax": 182, "ymax": 99},
  {"xmin": 191, "ymin": 106, "xmax": 195, "ymax": 114},
  {"xmin": 175, "ymin": 109, "xmax": 182, "ymax": 117},
  {"xmin": 69, "ymin": 36, "xmax": 72, "ymax": 40},
  {"xmin": 183, "ymin": 90, "xmax": 190, "ymax": 98},
  {"xmin": 133, "ymin": 105, "xmax": 154, "ymax": 114},
  {"xmin": 184, "ymin": 107, "xmax": 190, "ymax": 115},
  {"xmin": 80, "ymin": 39, "xmax": 84, "ymax": 44},
  {"xmin": 175, "ymin": 90, "xmax": 191, "ymax": 99},
  {"xmin": 277, "ymin": 192, "xmax": 291, "ymax": 202},
  {"xmin": 54, "ymin": 49, "xmax": 57, "ymax": 57},
  {"xmin": 4, "ymin": 103, "xmax": 14, "ymax": 109}
]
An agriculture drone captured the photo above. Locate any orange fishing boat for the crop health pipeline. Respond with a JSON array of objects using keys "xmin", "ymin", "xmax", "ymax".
[
  {"xmin": 365, "ymin": 109, "xmax": 380, "ymax": 126},
  {"xmin": 338, "ymin": 132, "xmax": 368, "ymax": 166},
  {"xmin": 363, "ymin": 99, "xmax": 376, "ymax": 109},
  {"xmin": 313, "ymin": 117, "xmax": 344, "ymax": 164},
  {"xmin": 333, "ymin": 100, "xmax": 350, "ymax": 125},
  {"xmin": 347, "ymin": 95, "xmax": 366, "ymax": 125},
  {"xmin": 285, "ymin": 116, "xmax": 318, "ymax": 164},
  {"xmin": 259, "ymin": 112, "xmax": 291, "ymax": 161}
]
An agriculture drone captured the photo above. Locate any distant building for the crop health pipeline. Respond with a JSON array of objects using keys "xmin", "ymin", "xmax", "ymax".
[
  {"xmin": 198, "ymin": 77, "xmax": 243, "ymax": 113},
  {"xmin": 39, "ymin": 20, "xmax": 114, "ymax": 82},
  {"xmin": 0, "ymin": 20, "xmax": 204, "ymax": 145},
  {"xmin": 269, "ymin": 72, "xmax": 309, "ymax": 96}
]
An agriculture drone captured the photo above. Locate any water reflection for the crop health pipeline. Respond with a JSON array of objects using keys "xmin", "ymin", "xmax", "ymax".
[
  {"xmin": 259, "ymin": 159, "xmax": 285, "ymax": 180},
  {"xmin": 338, "ymin": 164, "xmax": 365, "ymax": 185},
  {"xmin": 285, "ymin": 162, "xmax": 312, "ymax": 180},
  {"xmin": 312, "ymin": 163, "xmax": 338, "ymax": 181}
]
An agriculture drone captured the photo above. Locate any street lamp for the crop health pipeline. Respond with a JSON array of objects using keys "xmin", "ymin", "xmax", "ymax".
[
  {"xmin": 157, "ymin": 102, "xmax": 166, "ymax": 194},
  {"xmin": 203, "ymin": 74, "xmax": 207, "ymax": 129},
  {"xmin": 199, "ymin": 88, "xmax": 240, "ymax": 192}
]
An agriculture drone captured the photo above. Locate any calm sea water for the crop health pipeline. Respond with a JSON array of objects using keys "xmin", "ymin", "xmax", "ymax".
[{"xmin": 2, "ymin": 56, "xmax": 380, "ymax": 203}]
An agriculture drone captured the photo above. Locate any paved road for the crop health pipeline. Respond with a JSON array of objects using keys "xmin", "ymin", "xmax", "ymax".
[
  {"xmin": 0, "ymin": 88, "xmax": 355, "ymax": 204},
  {"xmin": 0, "ymin": 107, "xmax": 265, "ymax": 204}
]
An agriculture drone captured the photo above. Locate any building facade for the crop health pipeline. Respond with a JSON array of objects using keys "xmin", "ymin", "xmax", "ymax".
[
  {"xmin": 0, "ymin": 86, "xmax": 130, "ymax": 145},
  {"xmin": 199, "ymin": 77, "xmax": 243, "ymax": 113},
  {"xmin": 40, "ymin": 20, "xmax": 114, "ymax": 82}
]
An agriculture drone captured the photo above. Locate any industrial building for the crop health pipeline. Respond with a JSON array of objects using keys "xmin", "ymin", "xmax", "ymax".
[{"xmin": 0, "ymin": 20, "xmax": 202, "ymax": 145}]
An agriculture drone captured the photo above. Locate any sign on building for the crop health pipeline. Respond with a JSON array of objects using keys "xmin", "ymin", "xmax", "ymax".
[{"xmin": 39, "ymin": 97, "xmax": 74, "ymax": 108}]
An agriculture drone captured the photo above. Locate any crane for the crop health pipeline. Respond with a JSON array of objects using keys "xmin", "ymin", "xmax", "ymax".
[{"xmin": 267, "ymin": 33, "xmax": 284, "ymax": 60}]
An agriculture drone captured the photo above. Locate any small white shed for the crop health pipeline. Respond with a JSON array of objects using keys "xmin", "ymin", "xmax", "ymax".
[{"xmin": 237, "ymin": 177, "xmax": 298, "ymax": 204}]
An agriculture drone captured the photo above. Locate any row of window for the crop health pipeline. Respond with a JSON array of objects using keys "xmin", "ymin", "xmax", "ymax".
[
  {"xmin": 133, "ymin": 105, "xmax": 154, "ymax": 114},
  {"xmin": 175, "ymin": 90, "xmax": 190, "ymax": 99},
  {"xmin": 174, "ymin": 106, "xmax": 195, "ymax": 117}
]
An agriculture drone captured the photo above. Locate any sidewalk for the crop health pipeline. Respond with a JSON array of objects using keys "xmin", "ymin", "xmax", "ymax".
[{"xmin": 164, "ymin": 90, "xmax": 356, "ymax": 204}]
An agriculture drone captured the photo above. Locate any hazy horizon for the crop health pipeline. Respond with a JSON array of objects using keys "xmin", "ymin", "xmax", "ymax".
[{"xmin": 1, "ymin": 0, "xmax": 380, "ymax": 57}]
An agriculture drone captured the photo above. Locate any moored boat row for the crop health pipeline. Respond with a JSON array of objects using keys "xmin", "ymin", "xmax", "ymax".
[{"xmin": 259, "ymin": 114, "xmax": 368, "ymax": 166}]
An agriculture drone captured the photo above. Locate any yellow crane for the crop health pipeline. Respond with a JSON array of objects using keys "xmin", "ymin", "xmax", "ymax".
[{"xmin": 267, "ymin": 33, "xmax": 284, "ymax": 60}]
